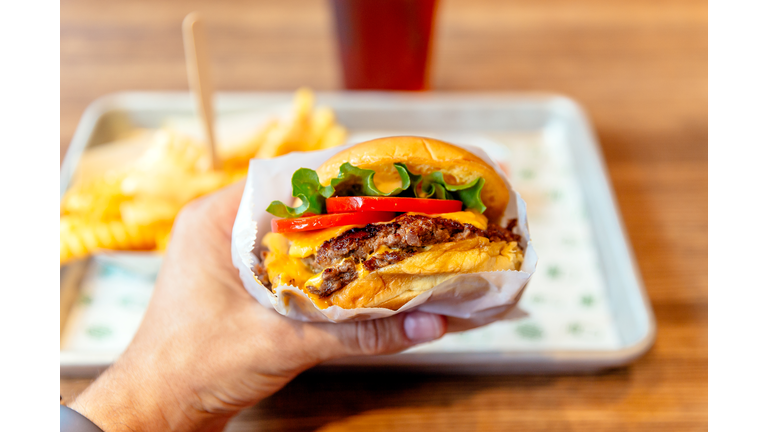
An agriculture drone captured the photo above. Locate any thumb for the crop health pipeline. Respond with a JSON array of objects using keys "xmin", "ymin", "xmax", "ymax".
[{"xmin": 320, "ymin": 311, "xmax": 448, "ymax": 358}]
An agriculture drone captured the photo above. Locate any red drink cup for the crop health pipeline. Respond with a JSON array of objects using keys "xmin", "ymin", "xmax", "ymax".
[{"xmin": 330, "ymin": 0, "xmax": 439, "ymax": 91}]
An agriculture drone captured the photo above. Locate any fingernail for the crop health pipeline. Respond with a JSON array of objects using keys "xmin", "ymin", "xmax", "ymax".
[{"xmin": 404, "ymin": 312, "xmax": 445, "ymax": 343}]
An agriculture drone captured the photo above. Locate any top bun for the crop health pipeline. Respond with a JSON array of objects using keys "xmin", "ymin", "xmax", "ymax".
[{"xmin": 316, "ymin": 136, "xmax": 509, "ymax": 223}]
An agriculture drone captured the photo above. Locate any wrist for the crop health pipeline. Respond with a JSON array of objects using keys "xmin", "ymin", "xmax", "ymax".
[
  {"xmin": 68, "ymin": 363, "xmax": 173, "ymax": 432},
  {"xmin": 69, "ymin": 357, "xmax": 224, "ymax": 432}
]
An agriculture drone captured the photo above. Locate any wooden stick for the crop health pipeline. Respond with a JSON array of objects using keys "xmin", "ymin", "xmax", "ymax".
[{"xmin": 183, "ymin": 12, "xmax": 220, "ymax": 170}]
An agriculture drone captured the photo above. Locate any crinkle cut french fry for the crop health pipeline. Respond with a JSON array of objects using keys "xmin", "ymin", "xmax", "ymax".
[
  {"xmin": 60, "ymin": 217, "xmax": 165, "ymax": 264},
  {"xmin": 120, "ymin": 199, "xmax": 181, "ymax": 227},
  {"xmin": 60, "ymin": 87, "xmax": 348, "ymax": 264},
  {"xmin": 61, "ymin": 173, "xmax": 129, "ymax": 221}
]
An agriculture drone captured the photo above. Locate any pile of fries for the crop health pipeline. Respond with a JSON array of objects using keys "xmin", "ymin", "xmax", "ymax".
[{"xmin": 60, "ymin": 88, "xmax": 347, "ymax": 265}]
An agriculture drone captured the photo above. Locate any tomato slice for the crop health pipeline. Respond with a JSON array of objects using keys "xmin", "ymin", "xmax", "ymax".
[
  {"xmin": 326, "ymin": 196, "xmax": 463, "ymax": 214},
  {"xmin": 271, "ymin": 211, "xmax": 397, "ymax": 233}
]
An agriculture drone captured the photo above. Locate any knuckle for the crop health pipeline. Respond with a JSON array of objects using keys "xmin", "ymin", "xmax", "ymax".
[
  {"xmin": 172, "ymin": 207, "xmax": 195, "ymax": 234},
  {"xmin": 354, "ymin": 318, "xmax": 402, "ymax": 355},
  {"xmin": 354, "ymin": 320, "xmax": 381, "ymax": 355},
  {"xmin": 353, "ymin": 321, "xmax": 373, "ymax": 355},
  {"xmin": 180, "ymin": 196, "xmax": 207, "ymax": 216},
  {"xmin": 174, "ymin": 197, "xmax": 208, "ymax": 229},
  {"xmin": 175, "ymin": 202, "xmax": 196, "ymax": 223}
]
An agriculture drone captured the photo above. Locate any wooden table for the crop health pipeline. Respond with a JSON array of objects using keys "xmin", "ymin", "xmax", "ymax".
[{"xmin": 61, "ymin": 0, "xmax": 707, "ymax": 430}]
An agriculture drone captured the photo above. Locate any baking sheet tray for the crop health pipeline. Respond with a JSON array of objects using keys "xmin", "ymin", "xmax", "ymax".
[{"xmin": 60, "ymin": 92, "xmax": 655, "ymax": 375}]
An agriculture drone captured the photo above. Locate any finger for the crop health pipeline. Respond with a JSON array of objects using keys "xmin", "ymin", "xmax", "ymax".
[{"xmin": 316, "ymin": 311, "xmax": 447, "ymax": 359}]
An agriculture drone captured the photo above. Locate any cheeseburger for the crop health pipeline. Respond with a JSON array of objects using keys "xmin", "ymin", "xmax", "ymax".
[{"xmin": 254, "ymin": 136, "xmax": 525, "ymax": 310}]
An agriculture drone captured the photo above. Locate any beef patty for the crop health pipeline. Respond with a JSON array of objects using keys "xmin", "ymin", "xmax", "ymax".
[{"xmin": 256, "ymin": 214, "xmax": 521, "ymax": 297}]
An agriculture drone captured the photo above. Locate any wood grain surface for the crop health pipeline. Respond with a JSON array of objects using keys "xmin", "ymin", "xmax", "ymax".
[{"xmin": 60, "ymin": 0, "xmax": 708, "ymax": 430}]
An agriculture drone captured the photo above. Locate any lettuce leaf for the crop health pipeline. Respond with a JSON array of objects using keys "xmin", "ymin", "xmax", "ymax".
[
  {"xmin": 266, "ymin": 168, "xmax": 333, "ymax": 218},
  {"xmin": 266, "ymin": 162, "xmax": 487, "ymax": 218},
  {"xmin": 393, "ymin": 163, "xmax": 422, "ymax": 198},
  {"xmin": 420, "ymin": 172, "xmax": 487, "ymax": 213},
  {"xmin": 329, "ymin": 162, "xmax": 412, "ymax": 197}
]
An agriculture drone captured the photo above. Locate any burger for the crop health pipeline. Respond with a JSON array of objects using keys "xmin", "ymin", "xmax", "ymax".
[{"xmin": 254, "ymin": 136, "xmax": 525, "ymax": 310}]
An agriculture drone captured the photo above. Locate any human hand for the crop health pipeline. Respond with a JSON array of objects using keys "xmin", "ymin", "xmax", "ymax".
[{"xmin": 69, "ymin": 181, "xmax": 447, "ymax": 432}]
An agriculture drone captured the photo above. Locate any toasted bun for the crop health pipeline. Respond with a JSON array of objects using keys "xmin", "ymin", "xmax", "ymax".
[
  {"xmin": 328, "ymin": 237, "xmax": 523, "ymax": 310},
  {"xmin": 316, "ymin": 136, "xmax": 509, "ymax": 223},
  {"xmin": 261, "ymin": 137, "xmax": 520, "ymax": 310}
]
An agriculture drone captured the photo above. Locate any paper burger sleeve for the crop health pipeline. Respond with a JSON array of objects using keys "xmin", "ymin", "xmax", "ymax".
[{"xmin": 231, "ymin": 142, "xmax": 538, "ymax": 331}]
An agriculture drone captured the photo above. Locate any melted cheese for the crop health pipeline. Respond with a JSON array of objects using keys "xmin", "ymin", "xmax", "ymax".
[
  {"xmin": 370, "ymin": 166, "xmax": 406, "ymax": 193},
  {"xmin": 304, "ymin": 271, "xmax": 324, "ymax": 290},
  {"xmin": 262, "ymin": 250, "xmax": 315, "ymax": 288},
  {"xmin": 303, "ymin": 261, "xmax": 371, "ymax": 309},
  {"xmin": 265, "ymin": 210, "xmax": 488, "ymax": 262},
  {"xmin": 410, "ymin": 210, "xmax": 488, "ymax": 230},
  {"xmin": 262, "ymin": 232, "xmax": 290, "ymax": 255},
  {"xmin": 282, "ymin": 225, "xmax": 360, "ymax": 258},
  {"xmin": 437, "ymin": 210, "xmax": 488, "ymax": 229},
  {"xmin": 375, "ymin": 178, "xmax": 405, "ymax": 194}
]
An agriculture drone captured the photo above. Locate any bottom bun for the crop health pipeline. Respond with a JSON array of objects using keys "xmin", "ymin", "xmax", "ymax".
[{"xmin": 323, "ymin": 237, "xmax": 524, "ymax": 310}]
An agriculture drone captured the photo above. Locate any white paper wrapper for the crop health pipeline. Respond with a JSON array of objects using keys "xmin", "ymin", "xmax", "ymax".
[{"xmin": 231, "ymin": 141, "xmax": 538, "ymax": 331}]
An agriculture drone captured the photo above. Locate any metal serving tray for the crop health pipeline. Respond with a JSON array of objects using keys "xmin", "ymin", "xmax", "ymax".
[{"xmin": 60, "ymin": 92, "xmax": 655, "ymax": 376}]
